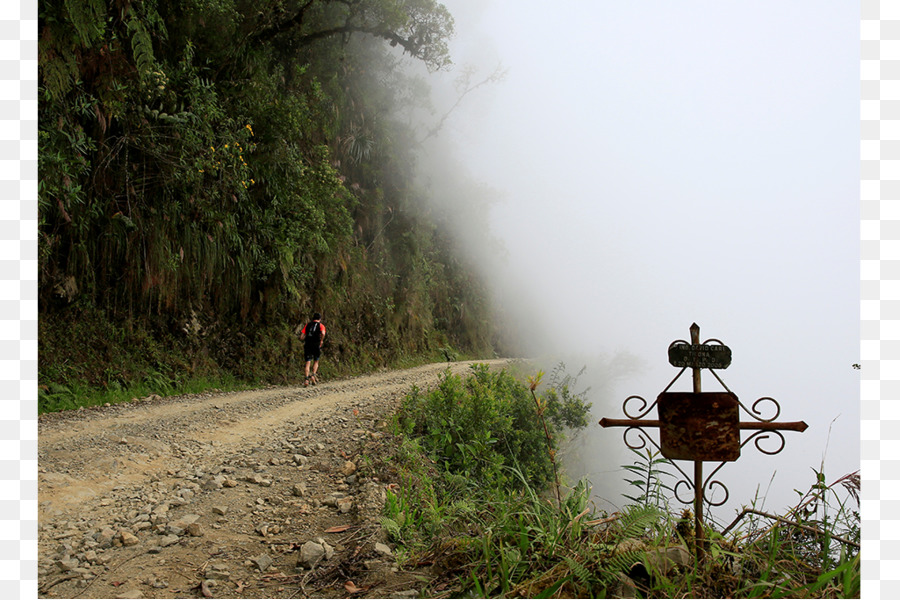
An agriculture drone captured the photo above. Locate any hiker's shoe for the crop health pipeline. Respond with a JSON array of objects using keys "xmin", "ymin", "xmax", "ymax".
[
  {"xmin": 303, "ymin": 376, "xmax": 310, "ymax": 387},
  {"xmin": 310, "ymin": 375, "xmax": 318, "ymax": 385}
]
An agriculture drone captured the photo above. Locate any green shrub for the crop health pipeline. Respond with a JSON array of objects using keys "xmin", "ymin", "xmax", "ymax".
[{"xmin": 396, "ymin": 364, "xmax": 590, "ymax": 492}]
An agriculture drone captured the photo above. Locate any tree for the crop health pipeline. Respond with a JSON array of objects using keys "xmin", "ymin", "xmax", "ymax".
[{"xmin": 245, "ymin": 0, "xmax": 454, "ymax": 72}]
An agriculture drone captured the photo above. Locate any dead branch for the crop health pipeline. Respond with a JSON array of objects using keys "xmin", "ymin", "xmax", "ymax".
[{"xmin": 721, "ymin": 507, "xmax": 860, "ymax": 549}]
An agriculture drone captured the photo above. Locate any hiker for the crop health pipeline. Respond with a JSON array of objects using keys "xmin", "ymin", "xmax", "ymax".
[{"xmin": 299, "ymin": 312, "xmax": 326, "ymax": 386}]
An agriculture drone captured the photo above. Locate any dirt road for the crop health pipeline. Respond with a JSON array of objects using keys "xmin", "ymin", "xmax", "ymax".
[{"xmin": 38, "ymin": 359, "xmax": 514, "ymax": 599}]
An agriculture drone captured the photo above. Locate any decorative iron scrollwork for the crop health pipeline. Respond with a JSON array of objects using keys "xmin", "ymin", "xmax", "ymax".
[
  {"xmin": 742, "ymin": 429, "xmax": 787, "ymax": 456},
  {"xmin": 748, "ymin": 396, "xmax": 781, "ymax": 423},
  {"xmin": 623, "ymin": 395, "xmax": 657, "ymax": 420}
]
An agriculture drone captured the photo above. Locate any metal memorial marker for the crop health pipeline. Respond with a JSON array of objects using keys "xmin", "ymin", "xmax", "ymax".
[
  {"xmin": 599, "ymin": 323, "xmax": 808, "ymax": 557},
  {"xmin": 667, "ymin": 342, "xmax": 732, "ymax": 370},
  {"xmin": 657, "ymin": 392, "xmax": 740, "ymax": 462}
]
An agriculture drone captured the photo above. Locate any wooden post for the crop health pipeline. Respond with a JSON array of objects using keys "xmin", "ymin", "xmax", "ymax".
[{"xmin": 690, "ymin": 323, "xmax": 704, "ymax": 558}]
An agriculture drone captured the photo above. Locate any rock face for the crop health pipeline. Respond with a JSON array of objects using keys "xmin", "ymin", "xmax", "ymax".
[{"xmin": 37, "ymin": 360, "xmax": 512, "ymax": 599}]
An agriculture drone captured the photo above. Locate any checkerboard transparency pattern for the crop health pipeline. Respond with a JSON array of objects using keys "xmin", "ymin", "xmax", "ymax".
[
  {"xmin": 3, "ymin": 1, "xmax": 36, "ymax": 599},
  {"xmin": 863, "ymin": 0, "xmax": 900, "ymax": 598}
]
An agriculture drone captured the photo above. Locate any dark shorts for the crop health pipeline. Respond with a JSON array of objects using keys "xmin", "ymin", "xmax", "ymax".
[{"xmin": 304, "ymin": 345, "xmax": 322, "ymax": 362}]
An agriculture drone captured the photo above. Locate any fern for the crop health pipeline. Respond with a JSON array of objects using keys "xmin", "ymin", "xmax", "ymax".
[
  {"xmin": 617, "ymin": 504, "xmax": 665, "ymax": 540},
  {"xmin": 379, "ymin": 516, "xmax": 402, "ymax": 542},
  {"xmin": 564, "ymin": 556, "xmax": 594, "ymax": 590},
  {"xmin": 603, "ymin": 548, "xmax": 644, "ymax": 581},
  {"xmin": 127, "ymin": 15, "xmax": 157, "ymax": 79},
  {"xmin": 38, "ymin": 46, "xmax": 78, "ymax": 100},
  {"xmin": 64, "ymin": 0, "xmax": 106, "ymax": 47}
]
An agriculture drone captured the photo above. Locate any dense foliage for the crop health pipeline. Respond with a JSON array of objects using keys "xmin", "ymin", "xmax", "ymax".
[
  {"xmin": 39, "ymin": 0, "xmax": 500, "ymax": 395},
  {"xmin": 396, "ymin": 364, "xmax": 591, "ymax": 491}
]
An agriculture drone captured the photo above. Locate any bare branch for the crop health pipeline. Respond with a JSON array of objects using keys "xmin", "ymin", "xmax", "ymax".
[
  {"xmin": 721, "ymin": 507, "xmax": 860, "ymax": 549},
  {"xmin": 419, "ymin": 63, "xmax": 507, "ymax": 143}
]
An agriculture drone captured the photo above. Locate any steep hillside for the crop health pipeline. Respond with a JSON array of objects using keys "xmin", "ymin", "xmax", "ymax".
[{"xmin": 38, "ymin": 0, "xmax": 505, "ymax": 397}]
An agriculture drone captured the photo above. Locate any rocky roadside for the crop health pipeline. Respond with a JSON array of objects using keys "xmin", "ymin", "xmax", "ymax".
[{"xmin": 37, "ymin": 359, "xmax": 515, "ymax": 599}]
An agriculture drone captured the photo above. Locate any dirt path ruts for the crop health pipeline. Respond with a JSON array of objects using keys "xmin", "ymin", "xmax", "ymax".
[{"xmin": 38, "ymin": 358, "xmax": 515, "ymax": 599}]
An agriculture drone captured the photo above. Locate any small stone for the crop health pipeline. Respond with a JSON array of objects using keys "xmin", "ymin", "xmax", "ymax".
[
  {"xmin": 169, "ymin": 514, "xmax": 201, "ymax": 532},
  {"xmin": 292, "ymin": 484, "xmax": 307, "ymax": 497},
  {"xmin": 95, "ymin": 528, "xmax": 117, "ymax": 547},
  {"xmin": 159, "ymin": 534, "xmax": 180, "ymax": 547},
  {"xmin": 212, "ymin": 506, "xmax": 228, "ymax": 516},
  {"xmin": 298, "ymin": 541, "xmax": 326, "ymax": 569},
  {"xmin": 322, "ymin": 541, "xmax": 334, "ymax": 560},
  {"xmin": 374, "ymin": 542, "xmax": 393, "ymax": 557},
  {"xmin": 341, "ymin": 461, "xmax": 357, "ymax": 476},
  {"xmin": 204, "ymin": 562, "xmax": 230, "ymax": 580},
  {"xmin": 252, "ymin": 553, "xmax": 274, "ymax": 572},
  {"xmin": 119, "ymin": 531, "xmax": 140, "ymax": 547},
  {"xmin": 56, "ymin": 557, "xmax": 80, "ymax": 571},
  {"xmin": 611, "ymin": 572, "xmax": 638, "ymax": 599},
  {"xmin": 644, "ymin": 545, "xmax": 692, "ymax": 576},
  {"xmin": 201, "ymin": 475, "xmax": 226, "ymax": 490}
]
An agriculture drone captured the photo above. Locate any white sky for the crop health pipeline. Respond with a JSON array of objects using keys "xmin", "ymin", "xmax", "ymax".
[{"xmin": 428, "ymin": 1, "xmax": 859, "ymax": 517}]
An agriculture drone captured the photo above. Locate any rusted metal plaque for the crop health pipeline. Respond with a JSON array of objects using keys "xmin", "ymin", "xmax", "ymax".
[
  {"xmin": 658, "ymin": 392, "xmax": 740, "ymax": 462},
  {"xmin": 668, "ymin": 343, "xmax": 732, "ymax": 369}
]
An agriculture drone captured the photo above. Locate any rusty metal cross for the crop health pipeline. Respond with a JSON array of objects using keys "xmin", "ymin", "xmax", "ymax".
[{"xmin": 599, "ymin": 323, "xmax": 808, "ymax": 556}]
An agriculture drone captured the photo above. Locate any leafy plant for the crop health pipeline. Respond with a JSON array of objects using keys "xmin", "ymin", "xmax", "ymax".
[
  {"xmin": 396, "ymin": 364, "xmax": 590, "ymax": 491},
  {"xmin": 622, "ymin": 447, "xmax": 676, "ymax": 509}
]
